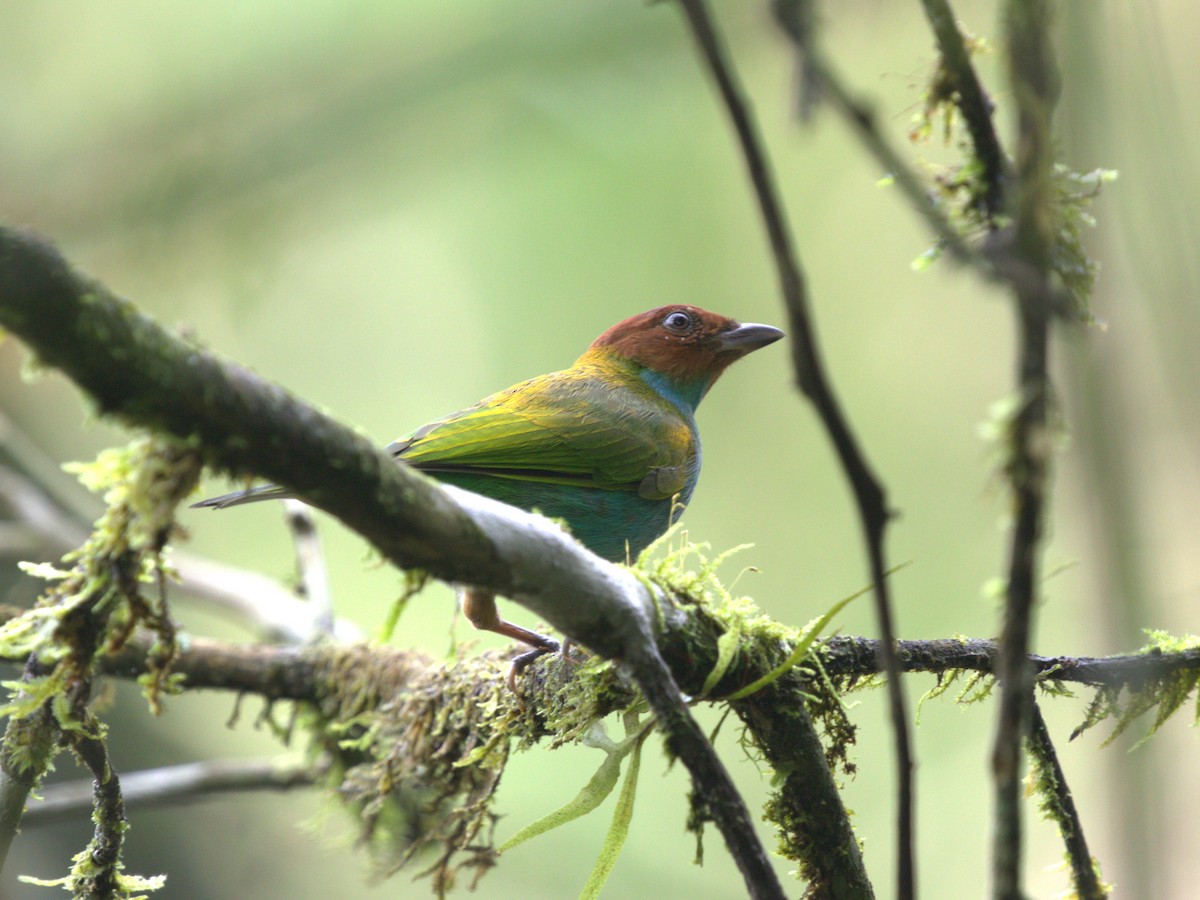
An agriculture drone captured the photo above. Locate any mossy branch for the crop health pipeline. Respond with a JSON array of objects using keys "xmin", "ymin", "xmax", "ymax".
[
  {"xmin": 1027, "ymin": 703, "xmax": 1109, "ymax": 899},
  {"xmin": 918, "ymin": 0, "xmax": 1009, "ymax": 220},
  {"xmin": 0, "ymin": 227, "xmax": 786, "ymax": 899},
  {"xmin": 9, "ymin": 597, "xmax": 1197, "ymax": 894},
  {"xmin": 7, "ymin": 607, "xmax": 1195, "ymax": 705}
]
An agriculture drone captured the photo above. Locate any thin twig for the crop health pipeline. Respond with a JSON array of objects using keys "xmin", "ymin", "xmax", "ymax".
[
  {"xmin": 674, "ymin": 2, "xmax": 908, "ymax": 895},
  {"xmin": 0, "ymin": 445, "xmax": 360, "ymax": 644},
  {"xmin": 623, "ymin": 638, "xmax": 786, "ymax": 900},
  {"xmin": 25, "ymin": 759, "xmax": 320, "ymax": 826},
  {"xmin": 282, "ymin": 499, "xmax": 334, "ymax": 639},
  {"xmin": 992, "ymin": 1, "xmax": 1061, "ymax": 897},
  {"xmin": 772, "ymin": 0, "xmax": 982, "ymax": 271},
  {"xmin": 817, "ymin": 636, "xmax": 1200, "ymax": 688},
  {"xmin": 1026, "ymin": 703, "xmax": 1108, "ymax": 899}
]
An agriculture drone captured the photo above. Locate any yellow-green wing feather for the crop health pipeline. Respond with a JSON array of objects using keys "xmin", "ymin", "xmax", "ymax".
[{"xmin": 388, "ymin": 366, "xmax": 695, "ymax": 495}]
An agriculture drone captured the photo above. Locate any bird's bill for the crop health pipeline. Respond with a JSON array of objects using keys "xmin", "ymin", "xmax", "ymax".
[{"xmin": 713, "ymin": 322, "xmax": 785, "ymax": 355}]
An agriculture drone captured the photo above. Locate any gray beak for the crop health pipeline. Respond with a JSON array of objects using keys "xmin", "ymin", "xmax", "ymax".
[{"xmin": 715, "ymin": 322, "xmax": 785, "ymax": 355}]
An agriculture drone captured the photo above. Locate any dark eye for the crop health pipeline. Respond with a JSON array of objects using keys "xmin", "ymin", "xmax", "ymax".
[{"xmin": 662, "ymin": 310, "xmax": 694, "ymax": 334}]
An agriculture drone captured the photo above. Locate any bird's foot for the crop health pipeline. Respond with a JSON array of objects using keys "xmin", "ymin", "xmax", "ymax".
[
  {"xmin": 506, "ymin": 638, "xmax": 561, "ymax": 692},
  {"xmin": 559, "ymin": 637, "xmax": 590, "ymax": 665}
]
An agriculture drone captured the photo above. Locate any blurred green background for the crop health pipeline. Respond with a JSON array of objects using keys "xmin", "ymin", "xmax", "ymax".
[{"xmin": 3, "ymin": 2, "xmax": 1199, "ymax": 897}]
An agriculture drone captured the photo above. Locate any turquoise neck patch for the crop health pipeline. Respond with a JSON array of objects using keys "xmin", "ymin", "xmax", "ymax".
[{"xmin": 638, "ymin": 367, "xmax": 708, "ymax": 417}]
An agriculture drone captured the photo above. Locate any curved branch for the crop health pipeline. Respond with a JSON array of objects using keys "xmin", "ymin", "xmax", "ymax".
[
  {"xmin": 0, "ymin": 449, "xmax": 359, "ymax": 644},
  {"xmin": 674, "ymin": 3, "xmax": 909, "ymax": 895},
  {"xmin": 0, "ymin": 228, "xmax": 781, "ymax": 899}
]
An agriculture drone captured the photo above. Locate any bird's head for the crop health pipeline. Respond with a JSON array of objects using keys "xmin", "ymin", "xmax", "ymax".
[{"xmin": 588, "ymin": 305, "xmax": 784, "ymax": 407}]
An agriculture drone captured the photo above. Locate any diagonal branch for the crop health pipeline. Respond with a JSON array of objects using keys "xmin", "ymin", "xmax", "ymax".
[
  {"xmin": 62, "ymin": 719, "xmax": 128, "ymax": 897},
  {"xmin": 1027, "ymin": 703, "xmax": 1108, "ymax": 899},
  {"xmin": 0, "ymin": 227, "xmax": 782, "ymax": 899},
  {"xmin": 772, "ymin": 0, "xmax": 982, "ymax": 270},
  {"xmin": 673, "ymin": 2, "xmax": 908, "ymax": 896},
  {"xmin": 919, "ymin": 0, "xmax": 1009, "ymax": 219}
]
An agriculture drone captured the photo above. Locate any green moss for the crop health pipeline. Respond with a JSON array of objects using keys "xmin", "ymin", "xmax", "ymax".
[
  {"xmin": 1, "ymin": 435, "xmax": 199, "ymax": 894},
  {"xmin": 1069, "ymin": 629, "xmax": 1200, "ymax": 747},
  {"xmin": 908, "ymin": 25, "xmax": 1115, "ymax": 318},
  {"xmin": 297, "ymin": 638, "xmax": 637, "ymax": 894},
  {"xmin": 634, "ymin": 534, "xmax": 863, "ymax": 883}
]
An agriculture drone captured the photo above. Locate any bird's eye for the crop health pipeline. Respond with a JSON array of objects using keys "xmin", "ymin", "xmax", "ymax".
[{"xmin": 662, "ymin": 311, "xmax": 694, "ymax": 334}]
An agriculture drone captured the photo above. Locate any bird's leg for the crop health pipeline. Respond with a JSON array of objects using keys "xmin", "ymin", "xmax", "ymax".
[{"xmin": 461, "ymin": 588, "xmax": 559, "ymax": 685}]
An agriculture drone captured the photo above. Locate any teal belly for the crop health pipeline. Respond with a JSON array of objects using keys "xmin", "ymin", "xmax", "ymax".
[{"xmin": 430, "ymin": 472, "xmax": 693, "ymax": 562}]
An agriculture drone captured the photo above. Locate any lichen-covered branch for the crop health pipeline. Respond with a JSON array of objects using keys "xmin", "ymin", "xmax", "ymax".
[
  {"xmin": 10, "ymin": 603, "xmax": 1193, "ymax": 894},
  {"xmin": 5, "ymin": 621, "xmax": 1177, "ymax": 708},
  {"xmin": 59, "ymin": 717, "xmax": 129, "ymax": 898},
  {"xmin": 0, "ymin": 435, "xmax": 201, "ymax": 893},
  {"xmin": 0, "ymin": 442, "xmax": 358, "ymax": 643}
]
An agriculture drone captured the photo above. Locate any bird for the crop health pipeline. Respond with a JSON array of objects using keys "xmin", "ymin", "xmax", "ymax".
[{"xmin": 194, "ymin": 305, "xmax": 784, "ymax": 670}]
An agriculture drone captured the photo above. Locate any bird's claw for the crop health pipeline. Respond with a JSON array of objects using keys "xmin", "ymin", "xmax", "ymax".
[{"xmin": 506, "ymin": 639, "xmax": 560, "ymax": 692}]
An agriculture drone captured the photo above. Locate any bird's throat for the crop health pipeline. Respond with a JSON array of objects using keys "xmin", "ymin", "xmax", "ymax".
[{"xmin": 638, "ymin": 367, "xmax": 709, "ymax": 417}]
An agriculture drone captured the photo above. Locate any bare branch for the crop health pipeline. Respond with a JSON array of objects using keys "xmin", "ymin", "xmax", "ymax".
[
  {"xmin": 282, "ymin": 500, "xmax": 334, "ymax": 640},
  {"xmin": 25, "ymin": 759, "xmax": 319, "ymax": 827}
]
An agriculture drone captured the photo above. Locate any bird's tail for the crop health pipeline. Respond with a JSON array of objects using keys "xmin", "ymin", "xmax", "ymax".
[{"xmin": 190, "ymin": 484, "xmax": 295, "ymax": 510}]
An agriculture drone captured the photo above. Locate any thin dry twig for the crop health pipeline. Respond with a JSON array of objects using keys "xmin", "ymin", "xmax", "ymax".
[
  {"xmin": 772, "ymin": 0, "xmax": 982, "ymax": 271},
  {"xmin": 25, "ymin": 759, "xmax": 319, "ymax": 826},
  {"xmin": 282, "ymin": 499, "xmax": 334, "ymax": 639}
]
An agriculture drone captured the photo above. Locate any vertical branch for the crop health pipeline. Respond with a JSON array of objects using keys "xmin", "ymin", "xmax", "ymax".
[
  {"xmin": 282, "ymin": 500, "xmax": 334, "ymax": 640},
  {"xmin": 65, "ymin": 721, "xmax": 129, "ymax": 897},
  {"xmin": 673, "ymin": 2, "xmax": 913, "ymax": 896},
  {"xmin": 991, "ymin": 1, "xmax": 1061, "ymax": 897}
]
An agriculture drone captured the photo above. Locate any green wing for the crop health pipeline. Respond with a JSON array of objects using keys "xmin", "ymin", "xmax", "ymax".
[{"xmin": 386, "ymin": 369, "xmax": 694, "ymax": 498}]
